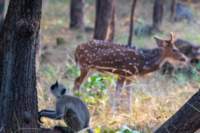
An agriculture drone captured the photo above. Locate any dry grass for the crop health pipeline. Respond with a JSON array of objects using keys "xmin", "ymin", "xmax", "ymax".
[{"xmin": 37, "ymin": 0, "xmax": 200, "ymax": 132}]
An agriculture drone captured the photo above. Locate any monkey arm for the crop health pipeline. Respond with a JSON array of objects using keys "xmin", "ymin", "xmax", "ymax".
[
  {"xmin": 39, "ymin": 109, "xmax": 55, "ymax": 113},
  {"xmin": 39, "ymin": 109, "xmax": 63, "ymax": 122}
]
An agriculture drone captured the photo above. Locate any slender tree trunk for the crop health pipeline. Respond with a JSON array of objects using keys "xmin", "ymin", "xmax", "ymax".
[
  {"xmin": 106, "ymin": 2, "xmax": 115, "ymax": 42},
  {"xmin": 0, "ymin": 0, "xmax": 42, "ymax": 132},
  {"xmin": 170, "ymin": 0, "xmax": 176, "ymax": 21},
  {"xmin": 0, "ymin": 0, "xmax": 5, "ymax": 31},
  {"xmin": 152, "ymin": 0, "xmax": 164, "ymax": 31},
  {"xmin": 94, "ymin": 0, "xmax": 115, "ymax": 41},
  {"xmin": 155, "ymin": 90, "xmax": 200, "ymax": 133},
  {"xmin": 127, "ymin": 0, "xmax": 137, "ymax": 47},
  {"xmin": 0, "ymin": 1, "xmax": 5, "ymax": 87},
  {"xmin": 70, "ymin": 0, "xmax": 84, "ymax": 30}
]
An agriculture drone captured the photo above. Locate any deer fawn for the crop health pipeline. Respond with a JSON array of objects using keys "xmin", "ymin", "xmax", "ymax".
[{"xmin": 74, "ymin": 33, "xmax": 188, "ymax": 111}]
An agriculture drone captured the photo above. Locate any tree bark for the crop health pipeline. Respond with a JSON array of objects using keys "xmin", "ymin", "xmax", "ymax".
[
  {"xmin": 106, "ymin": 2, "xmax": 115, "ymax": 42},
  {"xmin": 155, "ymin": 90, "xmax": 200, "ymax": 133},
  {"xmin": 94, "ymin": 0, "xmax": 115, "ymax": 41},
  {"xmin": 152, "ymin": 0, "xmax": 164, "ymax": 31},
  {"xmin": 0, "ymin": 0, "xmax": 42, "ymax": 132},
  {"xmin": 127, "ymin": 0, "xmax": 137, "ymax": 47},
  {"xmin": 70, "ymin": 0, "xmax": 84, "ymax": 30},
  {"xmin": 0, "ymin": 0, "xmax": 5, "ymax": 31},
  {"xmin": 0, "ymin": 0, "xmax": 5, "ymax": 87},
  {"xmin": 170, "ymin": 0, "xmax": 177, "ymax": 21}
]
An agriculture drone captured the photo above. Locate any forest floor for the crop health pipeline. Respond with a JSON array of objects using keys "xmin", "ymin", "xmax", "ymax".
[{"xmin": 37, "ymin": 0, "xmax": 200, "ymax": 132}]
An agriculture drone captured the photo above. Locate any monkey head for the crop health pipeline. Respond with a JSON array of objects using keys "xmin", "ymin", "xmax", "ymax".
[{"xmin": 50, "ymin": 81, "xmax": 70, "ymax": 98}]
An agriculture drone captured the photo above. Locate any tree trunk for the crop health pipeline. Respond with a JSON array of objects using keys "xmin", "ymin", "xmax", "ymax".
[
  {"xmin": 0, "ymin": 0, "xmax": 42, "ymax": 132},
  {"xmin": 106, "ymin": 2, "xmax": 115, "ymax": 42},
  {"xmin": 170, "ymin": 0, "xmax": 177, "ymax": 21},
  {"xmin": 94, "ymin": 0, "xmax": 115, "ymax": 41},
  {"xmin": 0, "ymin": 0, "xmax": 5, "ymax": 31},
  {"xmin": 155, "ymin": 90, "xmax": 200, "ymax": 133},
  {"xmin": 0, "ymin": 0, "xmax": 5, "ymax": 87},
  {"xmin": 152, "ymin": 0, "xmax": 164, "ymax": 31},
  {"xmin": 70, "ymin": 0, "xmax": 84, "ymax": 30},
  {"xmin": 127, "ymin": 0, "xmax": 137, "ymax": 47}
]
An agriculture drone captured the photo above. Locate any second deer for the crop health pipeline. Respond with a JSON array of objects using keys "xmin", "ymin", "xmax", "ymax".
[{"xmin": 74, "ymin": 33, "xmax": 188, "ymax": 111}]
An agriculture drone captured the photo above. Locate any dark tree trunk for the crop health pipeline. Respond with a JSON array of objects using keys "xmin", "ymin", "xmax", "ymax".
[
  {"xmin": 0, "ymin": 1, "xmax": 5, "ymax": 86},
  {"xmin": 127, "ymin": 0, "xmax": 137, "ymax": 47},
  {"xmin": 170, "ymin": 0, "xmax": 177, "ymax": 20},
  {"xmin": 94, "ymin": 0, "xmax": 115, "ymax": 41},
  {"xmin": 70, "ymin": 0, "xmax": 84, "ymax": 30},
  {"xmin": 0, "ymin": 0, "xmax": 5, "ymax": 31},
  {"xmin": 152, "ymin": 0, "xmax": 164, "ymax": 31},
  {"xmin": 155, "ymin": 90, "xmax": 200, "ymax": 133},
  {"xmin": 0, "ymin": 0, "xmax": 42, "ymax": 132}
]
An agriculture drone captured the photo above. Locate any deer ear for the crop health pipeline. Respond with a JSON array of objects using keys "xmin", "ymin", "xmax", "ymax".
[{"xmin": 154, "ymin": 36, "xmax": 164, "ymax": 47}]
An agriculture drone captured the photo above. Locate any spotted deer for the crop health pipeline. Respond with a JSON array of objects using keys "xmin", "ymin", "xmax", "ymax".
[{"xmin": 74, "ymin": 33, "xmax": 188, "ymax": 110}]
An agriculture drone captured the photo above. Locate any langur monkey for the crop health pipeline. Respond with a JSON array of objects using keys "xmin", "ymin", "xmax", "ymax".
[{"xmin": 39, "ymin": 81, "xmax": 93, "ymax": 133}]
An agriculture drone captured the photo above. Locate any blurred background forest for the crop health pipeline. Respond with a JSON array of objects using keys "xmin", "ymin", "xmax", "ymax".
[{"xmin": 32, "ymin": 0, "xmax": 200, "ymax": 132}]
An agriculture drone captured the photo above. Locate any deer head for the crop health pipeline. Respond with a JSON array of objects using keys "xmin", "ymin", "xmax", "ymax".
[{"xmin": 153, "ymin": 32, "xmax": 188, "ymax": 67}]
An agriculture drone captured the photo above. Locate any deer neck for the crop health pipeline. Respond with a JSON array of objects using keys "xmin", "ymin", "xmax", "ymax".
[{"xmin": 139, "ymin": 48, "xmax": 166, "ymax": 74}]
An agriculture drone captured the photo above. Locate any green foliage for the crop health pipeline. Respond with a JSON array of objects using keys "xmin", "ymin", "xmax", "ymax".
[
  {"xmin": 174, "ymin": 63, "xmax": 200, "ymax": 84},
  {"xmin": 41, "ymin": 64, "xmax": 57, "ymax": 80},
  {"xmin": 65, "ymin": 64, "xmax": 80, "ymax": 78},
  {"xmin": 184, "ymin": 34, "xmax": 200, "ymax": 44},
  {"xmin": 195, "ymin": 62, "xmax": 200, "ymax": 70},
  {"xmin": 56, "ymin": 37, "xmax": 66, "ymax": 46},
  {"xmin": 190, "ymin": 63, "xmax": 200, "ymax": 82},
  {"xmin": 83, "ymin": 73, "xmax": 115, "ymax": 93},
  {"xmin": 94, "ymin": 127, "xmax": 117, "ymax": 133},
  {"xmin": 74, "ymin": 74, "xmax": 115, "ymax": 104},
  {"xmin": 117, "ymin": 125, "xmax": 140, "ymax": 133},
  {"xmin": 84, "ymin": 74, "xmax": 107, "ymax": 90},
  {"xmin": 174, "ymin": 72, "xmax": 189, "ymax": 85},
  {"xmin": 93, "ymin": 126, "xmax": 140, "ymax": 133}
]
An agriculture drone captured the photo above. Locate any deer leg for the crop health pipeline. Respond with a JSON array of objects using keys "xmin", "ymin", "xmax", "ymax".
[
  {"xmin": 125, "ymin": 79, "xmax": 133, "ymax": 113},
  {"xmin": 73, "ymin": 68, "xmax": 88, "ymax": 92},
  {"xmin": 112, "ymin": 76, "xmax": 126, "ymax": 112}
]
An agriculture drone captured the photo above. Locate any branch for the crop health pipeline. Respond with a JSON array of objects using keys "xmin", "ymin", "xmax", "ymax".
[
  {"xmin": 155, "ymin": 89, "xmax": 200, "ymax": 133},
  {"xmin": 127, "ymin": 0, "xmax": 137, "ymax": 47}
]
